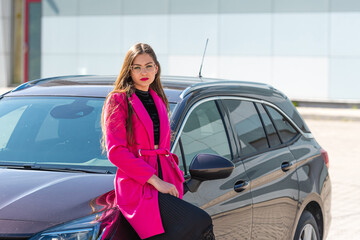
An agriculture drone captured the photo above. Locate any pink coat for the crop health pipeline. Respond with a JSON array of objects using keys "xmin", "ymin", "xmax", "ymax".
[{"xmin": 104, "ymin": 89, "xmax": 185, "ymax": 239}]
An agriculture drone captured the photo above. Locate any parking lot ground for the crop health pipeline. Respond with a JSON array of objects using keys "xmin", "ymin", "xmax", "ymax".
[{"xmin": 297, "ymin": 108, "xmax": 360, "ymax": 240}]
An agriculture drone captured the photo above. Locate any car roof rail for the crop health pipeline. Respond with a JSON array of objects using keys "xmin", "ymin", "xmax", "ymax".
[
  {"xmin": 176, "ymin": 79, "xmax": 274, "ymax": 99},
  {"xmin": 12, "ymin": 75, "xmax": 93, "ymax": 92}
]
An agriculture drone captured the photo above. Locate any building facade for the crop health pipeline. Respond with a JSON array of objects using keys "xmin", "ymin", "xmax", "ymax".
[
  {"xmin": 1, "ymin": 0, "xmax": 360, "ymax": 101},
  {"xmin": 0, "ymin": 0, "xmax": 12, "ymax": 88}
]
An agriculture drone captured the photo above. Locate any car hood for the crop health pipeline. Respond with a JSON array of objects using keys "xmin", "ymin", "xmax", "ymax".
[{"xmin": 0, "ymin": 168, "xmax": 115, "ymax": 235}]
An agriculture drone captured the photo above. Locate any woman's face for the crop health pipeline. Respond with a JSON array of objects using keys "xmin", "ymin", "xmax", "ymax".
[{"xmin": 130, "ymin": 53, "xmax": 158, "ymax": 91}]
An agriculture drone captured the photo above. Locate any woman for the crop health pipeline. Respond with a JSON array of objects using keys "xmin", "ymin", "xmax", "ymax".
[{"xmin": 102, "ymin": 43, "xmax": 215, "ymax": 240}]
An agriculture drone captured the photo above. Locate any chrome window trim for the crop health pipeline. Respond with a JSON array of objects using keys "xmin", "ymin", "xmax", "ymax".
[
  {"xmin": 179, "ymin": 86, "xmax": 191, "ymax": 99},
  {"xmin": 171, "ymin": 96, "xmax": 313, "ymax": 153}
]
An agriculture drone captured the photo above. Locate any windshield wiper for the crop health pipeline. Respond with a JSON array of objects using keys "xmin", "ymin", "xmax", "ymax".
[
  {"xmin": 49, "ymin": 167, "xmax": 114, "ymax": 174},
  {"xmin": 0, "ymin": 163, "xmax": 113, "ymax": 174},
  {"xmin": 0, "ymin": 162, "xmax": 33, "ymax": 168}
]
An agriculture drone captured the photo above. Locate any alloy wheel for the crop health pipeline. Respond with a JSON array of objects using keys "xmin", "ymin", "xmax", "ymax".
[{"xmin": 299, "ymin": 223, "xmax": 317, "ymax": 240}]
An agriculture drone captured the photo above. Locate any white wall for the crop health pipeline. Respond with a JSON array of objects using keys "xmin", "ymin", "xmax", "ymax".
[
  {"xmin": 0, "ymin": 0, "xmax": 12, "ymax": 88},
  {"xmin": 41, "ymin": 0, "xmax": 360, "ymax": 101}
]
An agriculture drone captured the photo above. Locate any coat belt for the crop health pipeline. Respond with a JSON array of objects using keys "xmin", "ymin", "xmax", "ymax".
[{"xmin": 139, "ymin": 148, "xmax": 170, "ymax": 157}]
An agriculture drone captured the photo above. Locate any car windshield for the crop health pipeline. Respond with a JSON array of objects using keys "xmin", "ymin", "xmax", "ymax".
[
  {"xmin": 0, "ymin": 96, "xmax": 115, "ymax": 172},
  {"xmin": 0, "ymin": 96, "xmax": 178, "ymax": 174}
]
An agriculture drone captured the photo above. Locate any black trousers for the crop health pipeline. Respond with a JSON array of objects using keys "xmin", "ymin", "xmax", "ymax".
[
  {"xmin": 118, "ymin": 192, "xmax": 215, "ymax": 240},
  {"xmin": 145, "ymin": 192, "xmax": 214, "ymax": 240}
]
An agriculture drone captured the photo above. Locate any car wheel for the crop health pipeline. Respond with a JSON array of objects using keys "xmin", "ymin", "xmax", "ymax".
[{"xmin": 294, "ymin": 210, "xmax": 320, "ymax": 240}]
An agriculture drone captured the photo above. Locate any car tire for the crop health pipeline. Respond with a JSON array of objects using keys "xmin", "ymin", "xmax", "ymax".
[{"xmin": 294, "ymin": 210, "xmax": 320, "ymax": 240}]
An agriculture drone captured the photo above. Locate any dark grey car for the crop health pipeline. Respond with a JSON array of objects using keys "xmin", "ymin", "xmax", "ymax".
[{"xmin": 0, "ymin": 75, "xmax": 331, "ymax": 240}]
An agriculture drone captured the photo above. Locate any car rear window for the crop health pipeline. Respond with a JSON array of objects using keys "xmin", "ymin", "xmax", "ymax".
[
  {"xmin": 265, "ymin": 105, "xmax": 298, "ymax": 143},
  {"xmin": 255, "ymin": 103, "xmax": 282, "ymax": 148}
]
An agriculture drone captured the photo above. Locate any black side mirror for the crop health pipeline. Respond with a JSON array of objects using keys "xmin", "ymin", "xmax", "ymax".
[{"xmin": 185, "ymin": 153, "xmax": 235, "ymax": 193}]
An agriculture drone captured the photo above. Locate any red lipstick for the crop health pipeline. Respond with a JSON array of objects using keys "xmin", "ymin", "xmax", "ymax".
[{"xmin": 140, "ymin": 78, "xmax": 149, "ymax": 81}]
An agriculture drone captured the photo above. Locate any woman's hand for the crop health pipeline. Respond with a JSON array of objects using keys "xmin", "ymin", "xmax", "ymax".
[{"xmin": 147, "ymin": 175, "xmax": 179, "ymax": 198}]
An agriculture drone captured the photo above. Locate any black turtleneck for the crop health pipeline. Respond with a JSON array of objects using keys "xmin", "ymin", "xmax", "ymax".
[{"xmin": 135, "ymin": 89, "xmax": 160, "ymax": 145}]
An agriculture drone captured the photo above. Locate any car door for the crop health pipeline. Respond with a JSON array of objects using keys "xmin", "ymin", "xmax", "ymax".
[
  {"xmin": 222, "ymin": 99, "xmax": 300, "ymax": 239},
  {"xmin": 172, "ymin": 98, "xmax": 252, "ymax": 239}
]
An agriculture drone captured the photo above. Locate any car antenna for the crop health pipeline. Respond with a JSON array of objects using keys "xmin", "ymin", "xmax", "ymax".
[{"xmin": 198, "ymin": 38, "xmax": 209, "ymax": 81}]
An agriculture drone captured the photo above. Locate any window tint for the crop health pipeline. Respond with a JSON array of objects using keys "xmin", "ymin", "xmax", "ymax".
[
  {"xmin": 265, "ymin": 105, "xmax": 298, "ymax": 143},
  {"xmin": 180, "ymin": 100, "xmax": 231, "ymax": 170},
  {"xmin": 224, "ymin": 100, "xmax": 268, "ymax": 156},
  {"xmin": 255, "ymin": 103, "xmax": 281, "ymax": 148}
]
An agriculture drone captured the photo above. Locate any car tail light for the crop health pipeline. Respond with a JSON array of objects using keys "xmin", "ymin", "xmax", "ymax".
[{"xmin": 320, "ymin": 149, "xmax": 329, "ymax": 169}]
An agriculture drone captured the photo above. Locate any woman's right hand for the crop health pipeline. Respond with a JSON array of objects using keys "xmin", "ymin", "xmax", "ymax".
[{"xmin": 147, "ymin": 175, "xmax": 179, "ymax": 198}]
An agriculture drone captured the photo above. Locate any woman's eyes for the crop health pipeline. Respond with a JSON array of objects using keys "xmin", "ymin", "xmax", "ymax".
[{"xmin": 132, "ymin": 64, "xmax": 155, "ymax": 72}]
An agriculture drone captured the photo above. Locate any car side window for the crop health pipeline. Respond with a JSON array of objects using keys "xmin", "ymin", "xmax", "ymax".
[
  {"xmin": 224, "ymin": 99, "xmax": 268, "ymax": 156},
  {"xmin": 173, "ymin": 141, "xmax": 185, "ymax": 173},
  {"xmin": 265, "ymin": 105, "xmax": 298, "ymax": 143},
  {"xmin": 179, "ymin": 100, "xmax": 231, "ymax": 171},
  {"xmin": 255, "ymin": 103, "xmax": 281, "ymax": 148}
]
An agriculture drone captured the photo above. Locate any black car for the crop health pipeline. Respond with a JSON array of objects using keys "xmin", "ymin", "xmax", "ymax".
[{"xmin": 0, "ymin": 75, "xmax": 331, "ymax": 240}]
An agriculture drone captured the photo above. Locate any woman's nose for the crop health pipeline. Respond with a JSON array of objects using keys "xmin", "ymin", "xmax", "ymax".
[{"xmin": 140, "ymin": 67, "xmax": 147, "ymax": 74}]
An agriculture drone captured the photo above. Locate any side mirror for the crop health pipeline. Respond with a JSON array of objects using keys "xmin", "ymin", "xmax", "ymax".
[{"xmin": 185, "ymin": 153, "xmax": 235, "ymax": 193}]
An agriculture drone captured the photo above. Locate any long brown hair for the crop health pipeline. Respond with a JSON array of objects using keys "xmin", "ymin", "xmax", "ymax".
[{"xmin": 101, "ymin": 43, "xmax": 169, "ymax": 152}]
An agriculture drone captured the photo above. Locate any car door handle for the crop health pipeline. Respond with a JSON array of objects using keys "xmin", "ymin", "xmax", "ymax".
[
  {"xmin": 234, "ymin": 180, "xmax": 249, "ymax": 193},
  {"xmin": 281, "ymin": 161, "xmax": 294, "ymax": 172}
]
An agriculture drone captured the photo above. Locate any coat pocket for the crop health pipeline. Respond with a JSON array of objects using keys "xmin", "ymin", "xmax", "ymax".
[{"xmin": 115, "ymin": 178, "xmax": 142, "ymax": 206}]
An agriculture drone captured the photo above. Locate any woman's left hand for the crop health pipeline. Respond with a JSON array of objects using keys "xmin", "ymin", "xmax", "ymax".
[{"xmin": 147, "ymin": 174, "xmax": 179, "ymax": 198}]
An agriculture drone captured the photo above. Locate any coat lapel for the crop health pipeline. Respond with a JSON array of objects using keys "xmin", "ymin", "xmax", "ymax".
[
  {"xmin": 150, "ymin": 89, "xmax": 169, "ymax": 149},
  {"xmin": 129, "ymin": 92, "xmax": 154, "ymax": 147}
]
